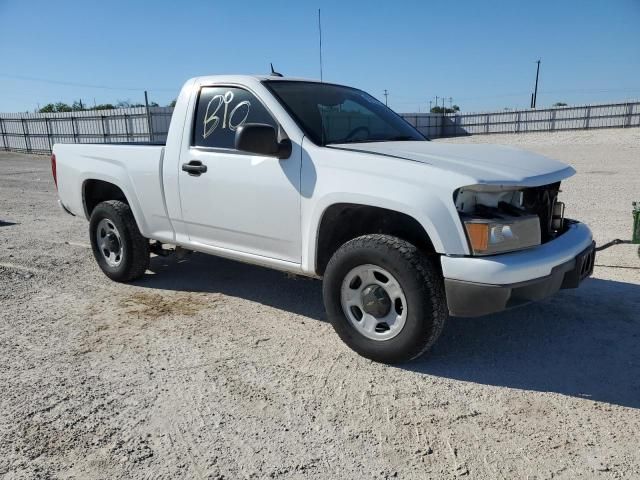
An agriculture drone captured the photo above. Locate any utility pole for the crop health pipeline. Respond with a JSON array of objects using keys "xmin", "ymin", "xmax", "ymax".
[
  {"xmin": 383, "ymin": 89, "xmax": 388, "ymax": 106},
  {"xmin": 144, "ymin": 90, "xmax": 153, "ymax": 142},
  {"xmin": 449, "ymin": 97, "xmax": 453, "ymax": 110},
  {"xmin": 429, "ymin": 100, "xmax": 433, "ymax": 112},
  {"xmin": 435, "ymin": 95, "xmax": 438, "ymax": 112},
  {"xmin": 532, "ymin": 59, "xmax": 541, "ymax": 108},
  {"xmin": 442, "ymin": 97, "xmax": 445, "ymax": 114}
]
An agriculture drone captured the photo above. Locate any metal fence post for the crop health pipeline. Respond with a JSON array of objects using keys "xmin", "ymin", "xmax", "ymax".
[
  {"xmin": 144, "ymin": 91, "xmax": 153, "ymax": 143},
  {"xmin": 44, "ymin": 117, "xmax": 53, "ymax": 153},
  {"xmin": 550, "ymin": 110, "xmax": 557, "ymax": 131},
  {"xmin": 0, "ymin": 117, "xmax": 6, "ymax": 151},
  {"xmin": 71, "ymin": 116, "xmax": 78, "ymax": 143},
  {"xmin": 21, "ymin": 118, "xmax": 32, "ymax": 153},
  {"xmin": 100, "ymin": 115, "xmax": 108, "ymax": 143},
  {"xmin": 584, "ymin": 106, "xmax": 591, "ymax": 129},
  {"xmin": 624, "ymin": 103, "xmax": 633, "ymax": 128},
  {"xmin": 147, "ymin": 108, "xmax": 154, "ymax": 143},
  {"xmin": 124, "ymin": 113, "xmax": 131, "ymax": 141}
]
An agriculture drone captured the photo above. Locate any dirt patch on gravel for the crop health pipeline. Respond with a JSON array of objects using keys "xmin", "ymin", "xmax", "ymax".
[{"xmin": 118, "ymin": 291, "xmax": 214, "ymax": 319}]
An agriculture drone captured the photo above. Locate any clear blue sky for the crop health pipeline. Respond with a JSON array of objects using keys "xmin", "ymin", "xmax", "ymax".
[{"xmin": 1, "ymin": 0, "xmax": 638, "ymax": 113}]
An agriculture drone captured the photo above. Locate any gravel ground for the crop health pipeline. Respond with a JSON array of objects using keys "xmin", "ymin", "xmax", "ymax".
[{"xmin": 1, "ymin": 128, "xmax": 639, "ymax": 479}]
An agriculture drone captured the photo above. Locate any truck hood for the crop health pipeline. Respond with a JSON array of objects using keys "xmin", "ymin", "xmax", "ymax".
[{"xmin": 330, "ymin": 141, "xmax": 575, "ymax": 187}]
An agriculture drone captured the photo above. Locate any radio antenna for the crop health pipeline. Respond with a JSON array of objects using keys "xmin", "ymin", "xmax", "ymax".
[
  {"xmin": 318, "ymin": 9, "xmax": 323, "ymax": 81},
  {"xmin": 270, "ymin": 63, "xmax": 283, "ymax": 77}
]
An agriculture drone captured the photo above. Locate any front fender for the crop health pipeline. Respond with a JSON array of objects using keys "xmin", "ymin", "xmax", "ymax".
[{"xmin": 301, "ymin": 191, "xmax": 469, "ymax": 275}]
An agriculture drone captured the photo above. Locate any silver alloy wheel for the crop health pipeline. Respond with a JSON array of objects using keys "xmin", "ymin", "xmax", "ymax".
[
  {"xmin": 96, "ymin": 218, "xmax": 123, "ymax": 267},
  {"xmin": 340, "ymin": 264, "xmax": 408, "ymax": 341}
]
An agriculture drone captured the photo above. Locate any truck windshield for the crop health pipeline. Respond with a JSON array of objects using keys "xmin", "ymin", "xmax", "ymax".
[{"xmin": 264, "ymin": 81, "xmax": 426, "ymax": 146}]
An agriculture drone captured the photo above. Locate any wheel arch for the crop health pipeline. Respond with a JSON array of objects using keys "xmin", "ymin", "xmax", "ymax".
[
  {"xmin": 314, "ymin": 202, "xmax": 440, "ymax": 276},
  {"xmin": 82, "ymin": 178, "xmax": 149, "ymax": 236}
]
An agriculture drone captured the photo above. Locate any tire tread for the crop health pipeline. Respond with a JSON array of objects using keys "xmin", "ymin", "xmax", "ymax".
[
  {"xmin": 324, "ymin": 234, "xmax": 447, "ymax": 362},
  {"xmin": 90, "ymin": 200, "xmax": 149, "ymax": 282}
]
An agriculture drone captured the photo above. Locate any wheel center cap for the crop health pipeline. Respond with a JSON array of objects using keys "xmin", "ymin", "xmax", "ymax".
[
  {"xmin": 106, "ymin": 233, "xmax": 120, "ymax": 252},
  {"xmin": 361, "ymin": 284, "xmax": 391, "ymax": 318}
]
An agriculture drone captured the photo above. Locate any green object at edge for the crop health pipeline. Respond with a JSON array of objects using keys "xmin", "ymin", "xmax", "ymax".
[{"xmin": 633, "ymin": 202, "xmax": 640, "ymax": 244}]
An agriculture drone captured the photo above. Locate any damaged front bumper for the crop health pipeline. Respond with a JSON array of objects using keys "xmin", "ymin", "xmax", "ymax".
[{"xmin": 441, "ymin": 221, "xmax": 594, "ymax": 317}]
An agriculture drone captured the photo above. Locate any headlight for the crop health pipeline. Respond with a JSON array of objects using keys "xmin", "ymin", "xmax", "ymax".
[{"xmin": 463, "ymin": 214, "xmax": 541, "ymax": 255}]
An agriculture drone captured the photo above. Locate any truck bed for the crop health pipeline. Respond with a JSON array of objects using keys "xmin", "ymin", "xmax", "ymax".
[{"xmin": 53, "ymin": 143, "xmax": 172, "ymax": 241}]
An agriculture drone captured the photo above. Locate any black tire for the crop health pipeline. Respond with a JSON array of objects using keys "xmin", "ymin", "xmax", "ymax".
[
  {"xmin": 89, "ymin": 200, "xmax": 149, "ymax": 282},
  {"xmin": 323, "ymin": 234, "xmax": 447, "ymax": 364}
]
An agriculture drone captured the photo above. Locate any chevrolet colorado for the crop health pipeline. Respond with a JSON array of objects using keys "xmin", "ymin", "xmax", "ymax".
[{"xmin": 52, "ymin": 75, "xmax": 595, "ymax": 363}]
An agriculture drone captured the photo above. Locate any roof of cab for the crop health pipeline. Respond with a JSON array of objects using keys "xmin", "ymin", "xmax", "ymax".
[{"xmin": 188, "ymin": 74, "xmax": 323, "ymax": 84}]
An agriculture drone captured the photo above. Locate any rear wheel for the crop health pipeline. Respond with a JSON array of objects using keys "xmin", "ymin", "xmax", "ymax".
[
  {"xmin": 89, "ymin": 200, "xmax": 149, "ymax": 282},
  {"xmin": 323, "ymin": 234, "xmax": 447, "ymax": 364}
]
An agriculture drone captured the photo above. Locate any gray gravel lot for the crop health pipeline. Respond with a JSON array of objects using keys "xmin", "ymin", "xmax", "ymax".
[{"xmin": 1, "ymin": 128, "xmax": 639, "ymax": 479}]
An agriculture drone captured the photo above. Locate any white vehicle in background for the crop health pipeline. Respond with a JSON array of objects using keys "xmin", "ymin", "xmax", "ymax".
[{"xmin": 51, "ymin": 74, "xmax": 595, "ymax": 363}]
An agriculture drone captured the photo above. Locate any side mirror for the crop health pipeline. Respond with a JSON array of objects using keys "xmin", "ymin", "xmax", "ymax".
[{"xmin": 235, "ymin": 123, "xmax": 292, "ymax": 159}]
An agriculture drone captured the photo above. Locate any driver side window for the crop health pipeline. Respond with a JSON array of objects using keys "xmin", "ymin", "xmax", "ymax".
[{"xmin": 192, "ymin": 86, "xmax": 277, "ymax": 150}]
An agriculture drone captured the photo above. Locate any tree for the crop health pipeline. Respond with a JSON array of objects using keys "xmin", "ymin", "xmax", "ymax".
[
  {"xmin": 168, "ymin": 99, "xmax": 177, "ymax": 107},
  {"xmin": 38, "ymin": 102, "xmax": 75, "ymax": 113},
  {"xmin": 93, "ymin": 104, "xmax": 116, "ymax": 110},
  {"xmin": 39, "ymin": 102, "xmax": 73, "ymax": 113},
  {"xmin": 553, "ymin": 102, "xmax": 568, "ymax": 107},
  {"xmin": 39, "ymin": 103, "xmax": 56, "ymax": 113},
  {"xmin": 54, "ymin": 102, "xmax": 72, "ymax": 112},
  {"xmin": 430, "ymin": 105, "xmax": 460, "ymax": 114}
]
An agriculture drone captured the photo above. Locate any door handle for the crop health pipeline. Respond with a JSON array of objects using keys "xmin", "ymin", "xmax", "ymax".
[{"xmin": 182, "ymin": 160, "xmax": 208, "ymax": 176}]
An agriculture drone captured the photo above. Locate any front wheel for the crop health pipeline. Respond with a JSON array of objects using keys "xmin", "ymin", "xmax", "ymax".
[
  {"xmin": 322, "ymin": 234, "xmax": 447, "ymax": 364},
  {"xmin": 89, "ymin": 200, "xmax": 150, "ymax": 282}
]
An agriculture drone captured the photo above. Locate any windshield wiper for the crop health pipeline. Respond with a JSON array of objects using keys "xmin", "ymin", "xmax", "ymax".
[
  {"xmin": 384, "ymin": 135, "xmax": 418, "ymax": 141},
  {"xmin": 326, "ymin": 135, "xmax": 421, "ymax": 145},
  {"xmin": 326, "ymin": 139, "xmax": 375, "ymax": 145}
]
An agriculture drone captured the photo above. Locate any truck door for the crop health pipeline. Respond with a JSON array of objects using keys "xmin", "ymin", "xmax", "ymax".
[{"xmin": 177, "ymin": 85, "xmax": 302, "ymax": 263}]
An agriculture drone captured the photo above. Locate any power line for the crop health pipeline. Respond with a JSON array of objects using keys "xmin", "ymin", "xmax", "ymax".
[
  {"xmin": 381, "ymin": 86, "xmax": 640, "ymax": 105},
  {"xmin": 0, "ymin": 74, "xmax": 176, "ymax": 92}
]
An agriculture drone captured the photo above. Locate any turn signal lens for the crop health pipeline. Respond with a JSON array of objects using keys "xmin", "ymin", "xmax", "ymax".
[{"xmin": 465, "ymin": 223, "xmax": 489, "ymax": 252}]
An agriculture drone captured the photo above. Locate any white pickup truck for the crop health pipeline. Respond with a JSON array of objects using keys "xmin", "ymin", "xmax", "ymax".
[{"xmin": 52, "ymin": 75, "xmax": 595, "ymax": 363}]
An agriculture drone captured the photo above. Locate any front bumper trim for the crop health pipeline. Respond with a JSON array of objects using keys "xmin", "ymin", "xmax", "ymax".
[{"xmin": 445, "ymin": 241, "xmax": 595, "ymax": 317}]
